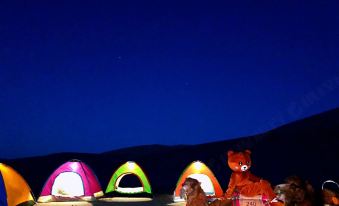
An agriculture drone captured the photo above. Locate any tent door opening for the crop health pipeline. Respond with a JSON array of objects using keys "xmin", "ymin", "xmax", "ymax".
[
  {"xmin": 115, "ymin": 173, "xmax": 144, "ymax": 193},
  {"xmin": 188, "ymin": 173, "xmax": 215, "ymax": 196},
  {"xmin": 51, "ymin": 172, "xmax": 85, "ymax": 196}
]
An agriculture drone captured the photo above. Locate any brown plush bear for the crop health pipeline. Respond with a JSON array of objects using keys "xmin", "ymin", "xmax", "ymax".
[
  {"xmin": 181, "ymin": 177, "xmax": 232, "ymax": 206},
  {"xmin": 225, "ymin": 150, "xmax": 278, "ymax": 204},
  {"xmin": 274, "ymin": 175, "xmax": 316, "ymax": 206}
]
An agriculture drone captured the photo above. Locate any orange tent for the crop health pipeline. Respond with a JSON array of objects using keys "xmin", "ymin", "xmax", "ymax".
[
  {"xmin": 0, "ymin": 163, "xmax": 35, "ymax": 206},
  {"xmin": 173, "ymin": 160, "xmax": 224, "ymax": 202}
]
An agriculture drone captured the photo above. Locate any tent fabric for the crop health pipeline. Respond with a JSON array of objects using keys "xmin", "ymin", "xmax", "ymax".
[
  {"xmin": 0, "ymin": 163, "xmax": 35, "ymax": 206},
  {"xmin": 105, "ymin": 161, "xmax": 152, "ymax": 195},
  {"xmin": 38, "ymin": 159, "xmax": 103, "ymax": 202},
  {"xmin": 173, "ymin": 161, "xmax": 224, "ymax": 202},
  {"xmin": 0, "ymin": 172, "xmax": 6, "ymax": 206}
]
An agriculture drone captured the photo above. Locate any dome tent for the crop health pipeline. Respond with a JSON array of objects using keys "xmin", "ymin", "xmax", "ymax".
[
  {"xmin": 0, "ymin": 163, "xmax": 35, "ymax": 206},
  {"xmin": 105, "ymin": 161, "xmax": 152, "ymax": 197},
  {"xmin": 173, "ymin": 160, "xmax": 224, "ymax": 202},
  {"xmin": 38, "ymin": 159, "xmax": 103, "ymax": 202}
]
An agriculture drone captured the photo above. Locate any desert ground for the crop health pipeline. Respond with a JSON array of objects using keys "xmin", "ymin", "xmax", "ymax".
[{"xmin": 36, "ymin": 195, "xmax": 186, "ymax": 206}]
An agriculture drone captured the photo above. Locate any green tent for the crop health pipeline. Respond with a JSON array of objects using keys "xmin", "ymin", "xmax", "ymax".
[{"xmin": 105, "ymin": 161, "xmax": 152, "ymax": 197}]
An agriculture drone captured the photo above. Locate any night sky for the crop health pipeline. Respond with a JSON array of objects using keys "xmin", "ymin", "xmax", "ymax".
[{"xmin": 1, "ymin": 1, "xmax": 339, "ymax": 159}]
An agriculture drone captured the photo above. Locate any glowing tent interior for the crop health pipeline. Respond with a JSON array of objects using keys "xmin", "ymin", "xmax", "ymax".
[
  {"xmin": 38, "ymin": 159, "xmax": 103, "ymax": 202},
  {"xmin": 105, "ymin": 161, "xmax": 152, "ymax": 197},
  {"xmin": 173, "ymin": 160, "xmax": 224, "ymax": 202},
  {"xmin": 0, "ymin": 163, "xmax": 35, "ymax": 206}
]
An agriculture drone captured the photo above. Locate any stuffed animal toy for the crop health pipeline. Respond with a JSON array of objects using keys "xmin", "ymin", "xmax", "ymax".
[
  {"xmin": 322, "ymin": 180, "xmax": 339, "ymax": 206},
  {"xmin": 181, "ymin": 177, "xmax": 208, "ymax": 206},
  {"xmin": 181, "ymin": 177, "xmax": 232, "ymax": 206},
  {"xmin": 274, "ymin": 175, "xmax": 316, "ymax": 206},
  {"xmin": 225, "ymin": 150, "xmax": 277, "ymax": 203}
]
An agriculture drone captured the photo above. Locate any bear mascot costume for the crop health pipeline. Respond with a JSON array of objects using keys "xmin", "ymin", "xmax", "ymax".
[{"xmin": 225, "ymin": 150, "xmax": 282, "ymax": 205}]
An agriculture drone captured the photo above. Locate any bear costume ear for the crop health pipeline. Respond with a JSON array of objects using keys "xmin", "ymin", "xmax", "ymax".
[
  {"xmin": 244, "ymin": 149, "xmax": 251, "ymax": 154},
  {"xmin": 227, "ymin": 150, "xmax": 234, "ymax": 157}
]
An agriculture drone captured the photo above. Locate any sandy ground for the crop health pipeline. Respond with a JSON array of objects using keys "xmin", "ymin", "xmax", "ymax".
[{"xmin": 36, "ymin": 195, "xmax": 186, "ymax": 206}]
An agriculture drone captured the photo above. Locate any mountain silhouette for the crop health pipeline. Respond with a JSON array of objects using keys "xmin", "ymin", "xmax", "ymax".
[{"xmin": 2, "ymin": 107, "xmax": 338, "ymax": 197}]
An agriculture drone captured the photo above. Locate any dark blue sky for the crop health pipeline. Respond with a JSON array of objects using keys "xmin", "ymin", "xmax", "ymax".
[{"xmin": 1, "ymin": 1, "xmax": 339, "ymax": 159}]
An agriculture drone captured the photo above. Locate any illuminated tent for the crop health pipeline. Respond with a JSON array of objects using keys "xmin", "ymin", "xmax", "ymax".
[
  {"xmin": 173, "ymin": 160, "xmax": 224, "ymax": 202},
  {"xmin": 38, "ymin": 159, "xmax": 103, "ymax": 202},
  {"xmin": 105, "ymin": 161, "xmax": 152, "ymax": 197},
  {"xmin": 0, "ymin": 163, "xmax": 35, "ymax": 206}
]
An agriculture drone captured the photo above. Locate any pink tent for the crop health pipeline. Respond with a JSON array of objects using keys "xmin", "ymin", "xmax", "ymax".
[{"xmin": 38, "ymin": 159, "xmax": 103, "ymax": 202}]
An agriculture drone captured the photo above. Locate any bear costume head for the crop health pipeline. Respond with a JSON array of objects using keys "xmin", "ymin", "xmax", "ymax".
[{"xmin": 227, "ymin": 149, "xmax": 252, "ymax": 172}]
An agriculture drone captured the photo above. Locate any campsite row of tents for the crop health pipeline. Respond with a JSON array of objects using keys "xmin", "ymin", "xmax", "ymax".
[{"xmin": 0, "ymin": 159, "xmax": 223, "ymax": 205}]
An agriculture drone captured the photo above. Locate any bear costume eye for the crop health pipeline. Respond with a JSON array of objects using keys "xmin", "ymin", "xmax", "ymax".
[
  {"xmin": 246, "ymin": 161, "xmax": 250, "ymax": 165},
  {"xmin": 239, "ymin": 161, "xmax": 242, "ymax": 166}
]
